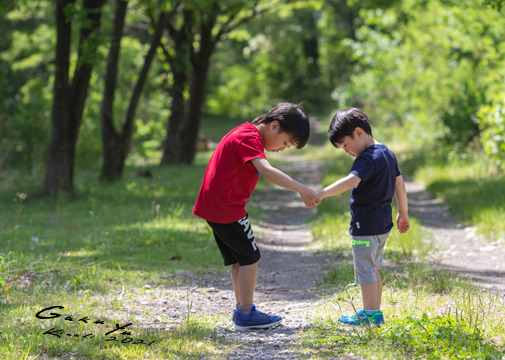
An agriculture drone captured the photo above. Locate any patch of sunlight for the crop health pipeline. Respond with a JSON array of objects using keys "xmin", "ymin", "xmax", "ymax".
[
  {"xmin": 115, "ymin": 217, "xmax": 205, "ymax": 233},
  {"xmin": 61, "ymin": 249, "xmax": 100, "ymax": 258}
]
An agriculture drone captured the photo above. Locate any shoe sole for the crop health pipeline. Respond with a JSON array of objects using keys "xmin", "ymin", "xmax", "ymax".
[
  {"xmin": 338, "ymin": 319, "xmax": 383, "ymax": 327},
  {"xmin": 234, "ymin": 318, "xmax": 282, "ymax": 330}
]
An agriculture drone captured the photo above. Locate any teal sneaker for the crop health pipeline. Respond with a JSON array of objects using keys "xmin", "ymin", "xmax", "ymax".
[
  {"xmin": 338, "ymin": 309, "xmax": 384, "ymax": 326},
  {"xmin": 233, "ymin": 305, "xmax": 282, "ymax": 330}
]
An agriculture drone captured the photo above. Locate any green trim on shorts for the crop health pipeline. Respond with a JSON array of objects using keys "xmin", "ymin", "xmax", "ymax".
[{"xmin": 351, "ymin": 239, "xmax": 370, "ymax": 247}]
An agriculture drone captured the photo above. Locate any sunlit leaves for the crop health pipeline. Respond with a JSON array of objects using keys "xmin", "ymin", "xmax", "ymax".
[
  {"xmin": 484, "ymin": 0, "xmax": 505, "ymax": 10},
  {"xmin": 478, "ymin": 93, "xmax": 505, "ymax": 168},
  {"xmin": 340, "ymin": 0, "xmax": 505, "ymax": 154}
]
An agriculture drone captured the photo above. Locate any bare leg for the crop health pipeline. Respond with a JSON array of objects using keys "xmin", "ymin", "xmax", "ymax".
[
  {"xmin": 231, "ymin": 263, "xmax": 240, "ymax": 305},
  {"xmin": 238, "ymin": 262, "xmax": 258, "ymax": 310},
  {"xmin": 360, "ymin": 267, "xmax": 382, "ymax": 310},
  {"xmin": 375, "ymin": 267, "xmax": 382, "ymax": 309}
]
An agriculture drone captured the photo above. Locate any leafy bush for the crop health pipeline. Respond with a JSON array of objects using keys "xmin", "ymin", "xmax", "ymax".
[
  {"xmin": 478, "ymin": 93, "xmax": 505, "ymax": 169},
  {"xmin": 339, "ymin": 0, "xmax": 505, "ymax": 156},
  {"xmin": 441, "ymin": 82, "xmax": 483, "ymax": 151}
]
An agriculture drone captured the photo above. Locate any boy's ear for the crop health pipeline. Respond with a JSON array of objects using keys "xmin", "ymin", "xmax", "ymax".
[
  {"xmin": 270, "ymin": 121, "xmax": 280, "ymax": 131},
  {"xmin": 354, "ymin": 127, "xmax": 364, "ymax": 137}
]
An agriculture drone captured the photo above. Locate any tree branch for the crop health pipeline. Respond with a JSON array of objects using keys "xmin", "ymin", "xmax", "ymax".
[{"xmin": 214, "ymin": 0, "xmax": 260, "ymax": 42}]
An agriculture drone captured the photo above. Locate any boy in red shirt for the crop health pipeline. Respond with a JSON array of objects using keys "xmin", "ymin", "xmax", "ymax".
[{"xmin": 193, "ymin": 102, "xmax": 319, "ymax": 330}]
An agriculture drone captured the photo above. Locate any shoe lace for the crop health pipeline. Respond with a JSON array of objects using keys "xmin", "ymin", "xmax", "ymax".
[{"xmin": 250, "ymin": 308, "xmax": 270, "ymax": 320}]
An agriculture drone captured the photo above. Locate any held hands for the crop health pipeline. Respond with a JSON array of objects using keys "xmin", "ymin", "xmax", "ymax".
[
  {"xmin": 396, "ymin": 212, "xmax": 410, "ymax": 233},
  {"xmin": 299, "ymin": 186, "xmax": 321, "ymax": 208}
]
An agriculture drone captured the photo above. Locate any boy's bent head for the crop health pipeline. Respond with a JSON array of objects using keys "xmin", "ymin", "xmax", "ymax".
[
  {"xmin": 252, "ymin": 102, "xmax": 310, "ymax": 149},
  {"xmin": 328, "ymin": 108, "xmax": 373, "ymax": 148}
]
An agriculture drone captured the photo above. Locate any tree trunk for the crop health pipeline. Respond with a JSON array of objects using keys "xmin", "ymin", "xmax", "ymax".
[
  {"xmin": 177, "ymin": 16, "xmax": 215, "ymax": 165},
  {"xmin": 100, "ymin": 0, "xmax": 128, "ymax": 181},
  {"xmin": 44, "ymin": 0, "xmax": 105, "ymax": 194},
  {"xmin": 160, "ymin": 9, "xmax": 193, "ymax": 165},
  {"xmin": 100, "ymin": 9, "xmax": 169, "ymax": 180},
  {"xmin": 44, "ymin": 0, "xmax": 73, "ymax": 194},
  {"xmin": 162, "ymin": 1, "xmax": 258, "ymax": 165}
]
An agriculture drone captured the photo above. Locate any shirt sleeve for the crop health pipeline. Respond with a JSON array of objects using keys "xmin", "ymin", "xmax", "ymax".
[
  {"xmin": 349, "ymin": 153, "xmax": 375, "ymax": 182},
  {"xmin": 236, "ymin": 135, "xmax": 266, "ymax": 164},
  {"xmin": 394, "ymin": 155, "xmax": 401, "ymax": 177}
]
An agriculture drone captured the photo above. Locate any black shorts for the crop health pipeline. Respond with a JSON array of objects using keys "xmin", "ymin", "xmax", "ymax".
[{"xmin": 207, "ymin": 215, "xmax": 261, "ymax": 266}]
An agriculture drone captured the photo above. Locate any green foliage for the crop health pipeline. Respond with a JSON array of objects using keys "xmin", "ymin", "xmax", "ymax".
[
  {"xmin": 206, "ymin": 0, "xmax": 334, "ymax": 118},
  {"xmin": 441, "ymin": 82, "xmax": 483, "ymax": 151},
  {"xmin": 0, "ymin": 1, "xmax": 53, "ymax": 171},
  {"xmin": 484, "ymin": 0, "xmax": 505, "ymax": 10},
  {"xmin": 338, "ymin": 0, "xmax": 505, "ymax": 164},
  {"xmin": 0, "ymin": 0, "xmax": 170, "ymax": 173},
  {"xmin": 478, "ymin": 92, "xmax": 505, "ymax": 169}
]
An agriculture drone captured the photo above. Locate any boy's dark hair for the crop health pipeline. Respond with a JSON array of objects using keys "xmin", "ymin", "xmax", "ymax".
[
  {"xmin": 252, "ymin": 102, "xmax": 310, "ymax": 149},
  {"xmin": 328, "ymin": 108, "xmax": 373, "ymax": 147}
]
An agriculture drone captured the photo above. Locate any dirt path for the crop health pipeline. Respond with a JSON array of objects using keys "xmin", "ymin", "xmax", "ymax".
[
  {"xmin": 219, "ymin": 154, "xmax": 335, "ymax": 360},
  {"xmin": 406, "ymin": 180, "xmax": 505, "ymax": 295}
]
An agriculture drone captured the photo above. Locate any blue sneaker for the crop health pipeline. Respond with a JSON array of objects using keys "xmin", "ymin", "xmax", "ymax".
[
  {"xmin": 233, "ymin": 304, "xmax": 282, "ymax": 330},
  {"xmin": 232, "ymin": 308, "xmax": 238, "ymax": 324},
  {"xmin": 338, "ymin": 309, "xmax": 384, "ymax": 326}
]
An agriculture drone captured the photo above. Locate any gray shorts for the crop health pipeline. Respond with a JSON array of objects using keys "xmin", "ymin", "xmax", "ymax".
[{"xmin": 351, "ymin": 232, "xmax": 390, "ymax": 285}]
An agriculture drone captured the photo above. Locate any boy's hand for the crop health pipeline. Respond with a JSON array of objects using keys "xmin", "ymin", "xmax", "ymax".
[
  {"xmin": 299, "ymin": 186, "xmax": 320, "ymax": 208},
  {"xmin": 396, "ymin": 212, "xmax": 410, "ymax": 233},
  {"xmin": 315, "ymin": 189, "xmax": 325, "ymax": 202}
]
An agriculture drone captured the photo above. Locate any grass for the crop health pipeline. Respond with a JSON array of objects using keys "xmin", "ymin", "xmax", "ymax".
[{"xmin": 0, "ymin": 152, "xmax": 238, "ymax": 359}]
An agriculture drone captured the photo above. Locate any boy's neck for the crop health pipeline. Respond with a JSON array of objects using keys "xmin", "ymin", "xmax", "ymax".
[
  {"xmin": 254, "ymin": 123, "xmax": 266, "ymax": 138},
  {"xmin": 364, "ymin": 135, "xmax": 378, "ymax": 149}
]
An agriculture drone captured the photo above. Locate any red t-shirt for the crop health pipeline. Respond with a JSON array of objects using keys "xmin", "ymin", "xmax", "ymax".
[{"xmin": 193, "ymin": 122, "xmax": 267, "ymax": 223}]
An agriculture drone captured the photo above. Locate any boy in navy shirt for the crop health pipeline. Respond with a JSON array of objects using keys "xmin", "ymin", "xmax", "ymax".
[{"xmin": 316, "ymin": 108, "xmax": 410, "ymax": 326}]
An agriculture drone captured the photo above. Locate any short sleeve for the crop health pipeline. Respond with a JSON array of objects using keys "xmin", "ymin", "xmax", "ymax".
[
  {"xmin": 349, "ymin": 153, "xmax": 375, "ymax": 182},
  {"xmin": 236, "ymin": 135, "xmax": 266, "ymax": 164},
  {"xmin": 395, "ymin": 158, "xmax": 401, "ymax": 177}
]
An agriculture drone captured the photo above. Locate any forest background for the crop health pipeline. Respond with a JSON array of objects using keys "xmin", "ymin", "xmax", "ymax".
[{"xmin": 1, "ymin": 0, "xmax": 505, "ymax": 192}]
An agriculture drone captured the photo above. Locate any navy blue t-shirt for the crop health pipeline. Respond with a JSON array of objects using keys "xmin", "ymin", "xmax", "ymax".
[{"xmin": 348, "ymin": 144, "xmax": 401, "ymax": 236}]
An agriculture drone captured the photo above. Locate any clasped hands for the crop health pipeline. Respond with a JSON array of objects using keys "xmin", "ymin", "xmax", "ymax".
[{"xmin": 300, "ymin": 186, "xmax": 324, "ymax": 208}]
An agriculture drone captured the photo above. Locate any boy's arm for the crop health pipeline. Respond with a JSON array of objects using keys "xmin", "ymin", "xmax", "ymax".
[
  {"xmin": 395, "ymin": 175, "xmax": 410, "ymax": 233},
  {"xmin": 316, "ymin": 174, "xmax": 361, "ymax": 200},
  {"xmin": 251, "ymin": 157, "xmax": 319, "ymax": 208}
]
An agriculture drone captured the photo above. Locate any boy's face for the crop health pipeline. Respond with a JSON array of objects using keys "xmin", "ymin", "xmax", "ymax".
[
  {"xmin": 263, "ymin": 121, "xmax": 295, "ymax": 152},
  {"xmin": 336, "ymin": 128, "xmax": 368, "ymax": 158}
]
